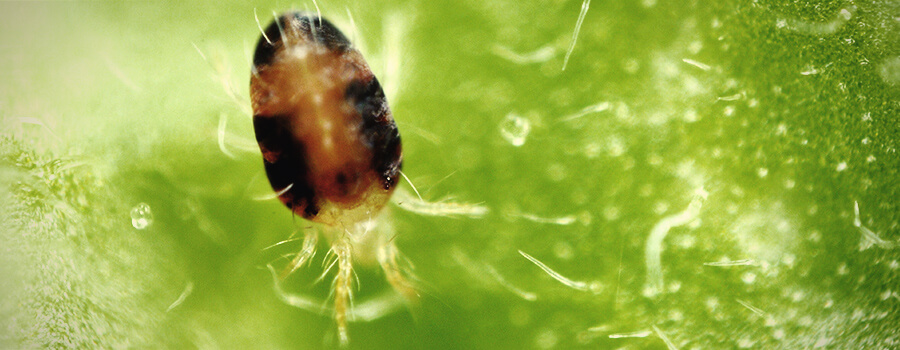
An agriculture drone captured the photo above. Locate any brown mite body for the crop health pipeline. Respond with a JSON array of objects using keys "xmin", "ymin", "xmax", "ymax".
[{"xmin": 251, "ymin": 13, "xmax": 402, "ymax": 227}]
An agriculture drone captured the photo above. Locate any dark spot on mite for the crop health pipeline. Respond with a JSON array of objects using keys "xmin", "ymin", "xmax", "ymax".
[
  {"xmin": 335, "ymin": 172, "xmax": 348, "ymax": 185},
  {"xmin": 334, "ymin": 172, "xmax": 349, "ymax": 195},
  {"xmin": 301, "ymin": 196, "xmax": 320, "ymax": 217},
  {"xmin": 253, "ymin": 114, "xmax": 320, "ymax": 218},
  {"xmin": 253, "ymin": 12, "xmax": 350, "ymax": 67},
  {"xmin": 345, "ymin": 78, "xmax": 402, "ymax": 189},
  {"xmin": 333, "ymin": 171, "xmax": 360, "ymax": 196}
]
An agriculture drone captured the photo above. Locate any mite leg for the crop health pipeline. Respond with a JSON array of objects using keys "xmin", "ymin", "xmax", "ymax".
[
  {"xmin": 282, "ymin": 230, "xmax": 319, "ymax": 278},
  {"xmin": 331, "ymin": 235, "xmax": 354, "ymax": 346},
  {"xmin": 392, "ymin": 188, "xmax": 489, "ymax": 218},
  {"xmin": 377, "ymin": 240, "xmax": 420, "ymax": 303}
]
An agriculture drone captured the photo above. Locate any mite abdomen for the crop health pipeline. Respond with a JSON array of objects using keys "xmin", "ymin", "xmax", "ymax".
[{"xmin": 251, "ymin": 12, "xmax": 402, "ymax": 226}]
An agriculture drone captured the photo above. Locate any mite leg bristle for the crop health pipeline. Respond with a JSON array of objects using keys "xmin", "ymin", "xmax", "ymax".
[
  {"xmin": 315, "ymin": 250, "xmax": 339, "ymax": 284},
  {"xmin": 562, "ymin": 0, "xmax": 591, "ymax": 71},
  {"xmin": 392, "ymin": 189, "xmax": 490, "ymax": 218},
  {"xmin": 331, "ymin": 236, "xmax": 355, "ymax": 346},
  {"xmin": 254, "ymin": 8, "xmax": 272, "ymax": 45},
  {"xmin": 399, "ymin": 170, "xmax": 423, "ymax": 201},
  {"xmin": 217, "ymin": 113, "xmax": 237, "ymax": 159},
  {"xmin": 651, "ymin": 325, "xmax": 679, "ymax": 350},
  {"xmin": 396, "ymin": 122, "xmax": 442, "ymax": 145},
  {"xmin": 346, "ymin": 291, "xmax": 404, "ymax": 322},
  {"xmin": 491, "ymin": 44, "xmax": 557, "ymax": 65},
  {"xmin": 377, "ymin": 241, "xmax": 420, "ymax": 303},
  {"xmin": 311, "ymin": 0, "xmax": 322, "ymax": 27},
  {"xmin": 268, "ymin": 264, "xmax": 326, "ymax": 312},
  {"xmin": 192, "ymin": 42, "xmax": 209, "ymax": 62},
  {"xmin": 281, "ymin": 231, "xmax": 319, "ymax": 278},
  {"xmin": 272, "ymin": 10, "xmax": 287, "ymax": 47},
  {"xmin": 519, "ymin": 250, "xmax": 591, "ymax": 292},
  {"xmin": 305, "ymin": 4, "xmax": 319, "ymax": 45},
  {"xmin": 251, "ymin": 183, "xmax": 294, "ymax": 201},
  {"xmin": 263, "ymin": 237, "xmax": 301, "ymax": 251},
  {"xmin": 193, "ymin": 43, "xmax": 252, "ymax": 115},
  {"xmin": 166, "ymin": 282, "xmax": 195, "ymax": 312},
  {"xmin": 345, "ymin": 7, "xmax": 359, "ymax": 49},
  {"xmin": 382, "ymin": 10, "xmax": 409, "ymax": 103}
]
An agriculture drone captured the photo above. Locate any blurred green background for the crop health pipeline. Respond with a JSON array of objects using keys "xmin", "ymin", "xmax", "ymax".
[{"xmin": 1, "ymin": 1, "xmax": 898, "ymax": 349}]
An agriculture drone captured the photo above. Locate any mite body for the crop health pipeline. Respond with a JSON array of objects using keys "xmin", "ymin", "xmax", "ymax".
[
  {"xmin": 250, "ymin": 12, "xmax": 413, "ymax": 345},
  {"xmin": 251, "ymin": 12, "xmax": 401, "ymax": 227}
]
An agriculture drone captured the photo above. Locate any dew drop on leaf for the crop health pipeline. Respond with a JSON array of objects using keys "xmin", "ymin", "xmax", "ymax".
[
  {"xmin": 499, "ymin": 113, "xmax": 531, "ymax": 147},
  {"xmin": 130, "ymin": 203, "xmax": 153, "ymax": 230}
]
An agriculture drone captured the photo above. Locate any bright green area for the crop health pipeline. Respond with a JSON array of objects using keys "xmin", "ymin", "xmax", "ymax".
[{"xmin": 1, "ymin": 1, "xmax": 898, "ymax": 349}]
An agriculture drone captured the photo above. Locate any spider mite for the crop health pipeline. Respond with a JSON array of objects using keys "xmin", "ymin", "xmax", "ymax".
[{"xmin": 251, "ymin": 12, "xmax": 415, "ymax": 345}]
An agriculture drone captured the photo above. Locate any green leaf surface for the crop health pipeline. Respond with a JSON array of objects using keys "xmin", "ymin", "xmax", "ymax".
[{"xmin": 1, "ymin": 1, "xmax": 897, "ymax": 349}]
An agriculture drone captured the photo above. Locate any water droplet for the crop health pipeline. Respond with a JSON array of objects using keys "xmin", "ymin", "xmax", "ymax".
[
  {"xmin": 775, "ymin": 123, "xmax": 788, "ymax": 135},
  {"xmin": 668, "ymin": 309, "xmax": 684, "ymax": 321},
  {"xmin": 836, "ymin": 162, "xmax": 848, "ymax": 172},
  {"xmin": 839, "ymin": 8, "xmax": 853, "ymax": 20},
  {"xmin": 499, "ymin": 113, "xmax": 531, "ymax": 147},
  {"xmin": 668, "ymin": 280, "xmax": 682, "ymax": 293},
  {"xmin": 603, "ymin": 206, "xmax": 620, "ymax": 221},
  {"xmin": 623, "ymin": 58, "xmax": 640, "ymax": 74},
  {"xmin": 837, "ymin": 263, "xmax": 848, "ymax": 275},
  {"xmin": 614, "ymin": 102, "xmax": 631, "ymax": 120},
  {"xmin": 653, "ymin": 201, "xmax": 669, "ymax": 215},
  {"xmin": 808, "ymin": 230, "xmax": 822, "ymax": 242},
  {"xmin": 773, "ymin": 329, "xmax": 785, "ymax": 340},
  {"xmin": 130, "ymin": 203, "xmax": 153, "ymax": 230},
  {"xmin": 800, "ymin": 65, "xmax": 820, "ymax": 75},
  {"xmin": 577, "ymin": 210, "xmax": 592, "ymax": 225},
  {"xmin": 782, "ymin": 253, "xmax": 796, "ymax": 266},
  {"xmin": 741, "ymin": 272, "xmax": 757, "ymax": 284},
  {"xmin": 553, "ymin": 241, "xmax": 574, "ymax": 260},
  {"xmin": 639, "ymin": 184, "xmax": 654, "ymax": 197},
  {"xmin": 688, "ymin": 41, "xmax": 703, "ymax": 54},
  {"xmin": 723, "ymin": 105, "xmax": 735, "ymax": 116},
  {"xmin": 607, "ymin": 137, "xmax": 626, "ymax": 157},
  {"xmin": 583, "ymin": 142, "xmax": 601, "ymax": 158},
  {"xmin": 757, "ymin": 168, "xmax": 769, "ymax": 178},
  {"xmin": 683, "ymin": 109, "xmax": 699, "ymax": 122},
  {"xmin": 706, "ymin": 297, "xmax": 719, "ymax": 309}
]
